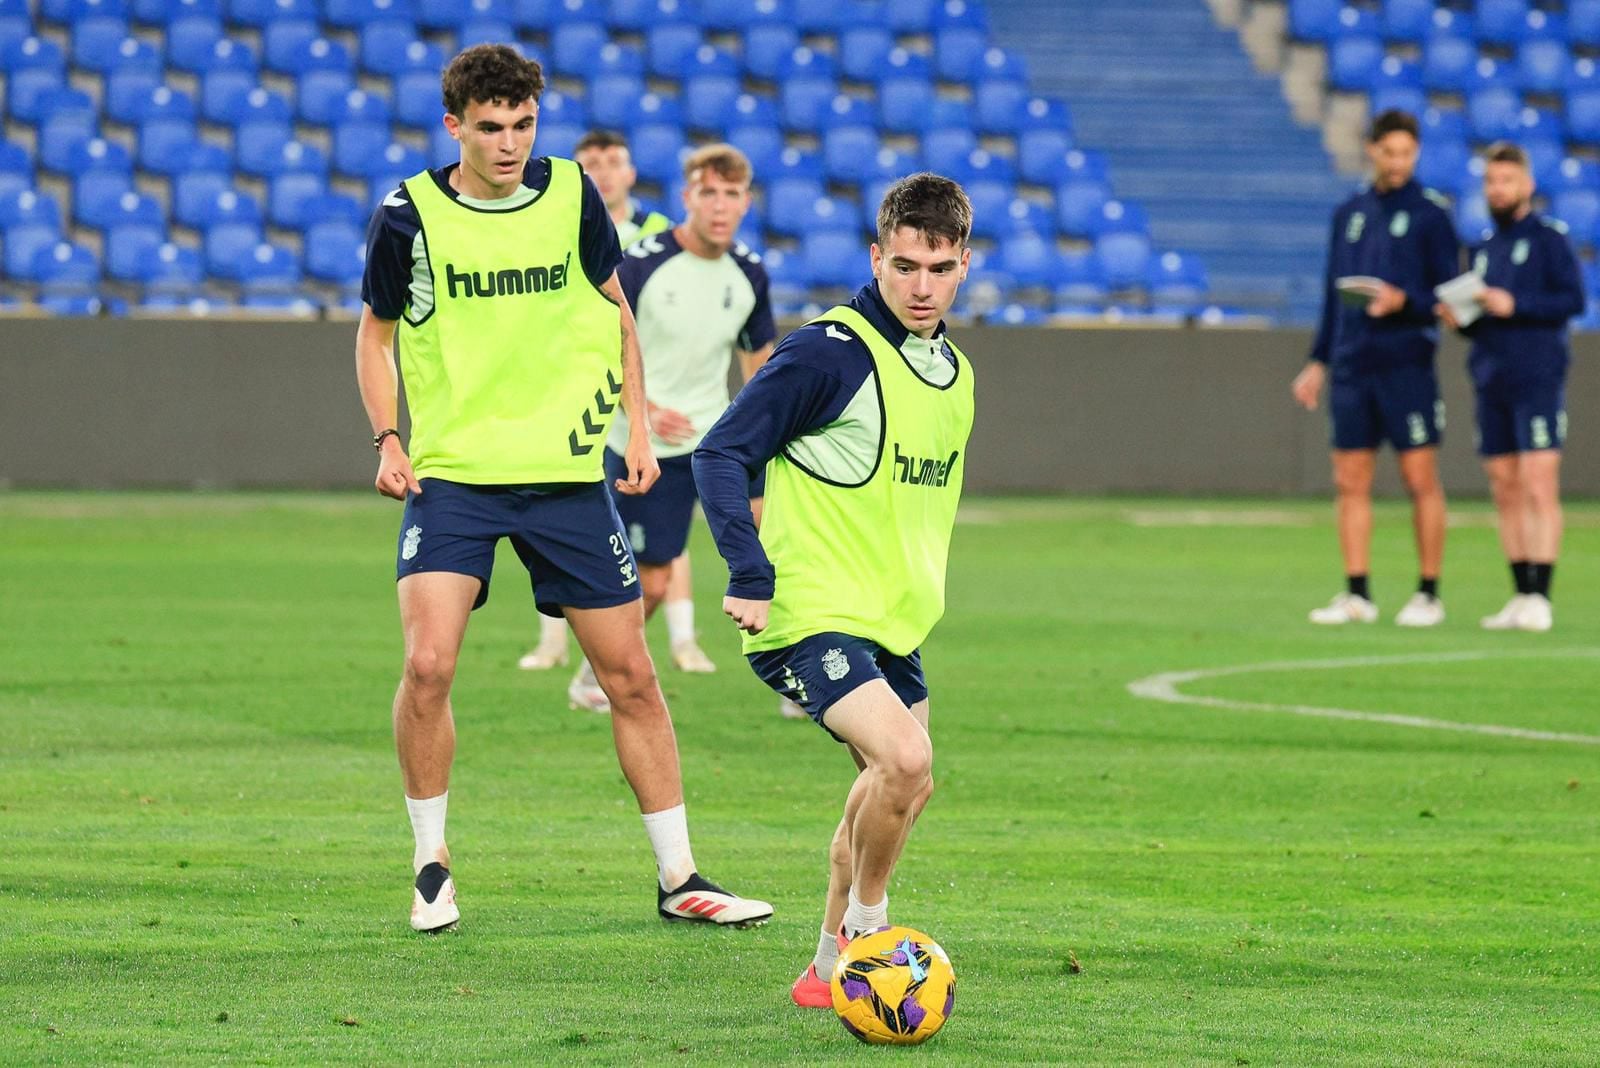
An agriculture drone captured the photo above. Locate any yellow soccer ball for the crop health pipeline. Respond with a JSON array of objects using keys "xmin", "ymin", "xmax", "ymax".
[{"xmin": 830, "ymin": 925, "xmax": 955, "ymax": 1045}]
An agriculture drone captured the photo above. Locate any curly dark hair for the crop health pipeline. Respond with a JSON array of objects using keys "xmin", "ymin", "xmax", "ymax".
[
  {"xmin": 441, "ymin": 44, "xmax": 545, "ymax": 117},
  {"xmin": 875, "ymin": 173, "xmax": 973, "ymax": 250},
  {"xmin": 1368, "ymin": 107, "xmax": 1419, "ymax": 144}
]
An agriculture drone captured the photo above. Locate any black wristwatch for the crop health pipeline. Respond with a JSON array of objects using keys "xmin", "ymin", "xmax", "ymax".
[{"xmin": 373, "ymin": 428, "xmax": 400, "ymax": 451}]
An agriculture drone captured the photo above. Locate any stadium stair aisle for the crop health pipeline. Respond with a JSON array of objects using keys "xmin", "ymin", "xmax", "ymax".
[{"xmin": 990, "ymin": 0, "xmax": 1345, "ymax": 323}]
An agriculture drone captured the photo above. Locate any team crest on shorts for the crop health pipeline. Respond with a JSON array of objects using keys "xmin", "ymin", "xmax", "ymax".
[
  {"xmin": 822, "ymin": 647, "xmax": 850, "ymax": 681},
  {"xmin": 401, "ymin": 525, "xmax": 422, "ymax": 561}
]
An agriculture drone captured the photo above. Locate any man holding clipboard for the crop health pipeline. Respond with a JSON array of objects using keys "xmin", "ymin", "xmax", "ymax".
[{"xmin": 1291, "ymin": 109, "xmax": 1461, "ymax": 627}]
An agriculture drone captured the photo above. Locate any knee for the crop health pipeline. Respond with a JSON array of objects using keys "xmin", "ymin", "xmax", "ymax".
[
  {"xmin": 1333, "ymin": 468, "xmax": 1371, "ymax": 498},
  {"xmin": 403, "ymin": 646, "xmax": 456, "ymax": 698},
  {"xmin": 879, "ymin": 740, "xmax": 933, "ymax": 801},
  {"xmin": 640, "ymin": 565, "xmax": 670, "ymax": 609},
  {"xmin": 600, "ymin": 655, "xmax": 661, "ymax": 715},
  {"xmin": 828, "ymin": 828, "xmax": 852, "ymax": 872},
  {"xmin": 1402, "ymin": 467, "xmax": 1441, "ymax": 500}
]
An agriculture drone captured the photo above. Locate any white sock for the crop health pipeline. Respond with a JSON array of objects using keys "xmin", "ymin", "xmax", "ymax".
[
  {"xmin": 813, "ymin": 925, "xmax": 841, "ymax": 978},
  {"xmin": 405, "ymin": 792, "xmax": 448, "ymax": 874},
  {"xmin": 539, "ymin": 615, "xmax": 568, "ymax": 645},
  {"xmin": 575, "ymin": 657, "xmax": 596, "ymax": 687},
  {"xmin": 843, "ymin": 887, "xmax": 887, "ymax": 939},
  {"xmin": 641, "ymin": 803, "xmax": 697, "ymax": 891},
  {"xmin": 664, "ymin": 599, "xmax": 695, "ymax": 646}
]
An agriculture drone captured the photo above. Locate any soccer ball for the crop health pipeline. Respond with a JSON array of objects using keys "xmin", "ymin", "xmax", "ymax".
[{"xmin": 830, "ymin": 925, "xmax": 955, "ymax": 1045}]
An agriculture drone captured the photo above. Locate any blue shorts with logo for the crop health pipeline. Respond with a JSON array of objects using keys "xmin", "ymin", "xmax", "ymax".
[
  {"xmin": 747, "ymin": 632, "xmax": 928, "ymax": 742},
  {"xmin": 396, "ymin": 477, "xmax": 641, "ymax": 617},
  {"xmin": 1475, "ymin": 379, "xmax": 1567, "ymax": 456},
  {"xmin": 1329, "ymin": 363, "xmax": 1443, "ymax": 452},
  {"xmin": 604, "ymin": 447, "xmax": 766, "ymax": 566}
]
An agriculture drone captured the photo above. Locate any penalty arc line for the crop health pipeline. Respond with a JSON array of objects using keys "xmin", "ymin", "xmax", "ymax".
[{"xmin": 1127, "ymin": 648, "xmax": 1600, "ymax": 746}]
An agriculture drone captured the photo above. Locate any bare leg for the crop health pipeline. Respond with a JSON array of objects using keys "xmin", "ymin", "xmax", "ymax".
[
  {"xmin": 1521, "ymin": 450, "xmax": 1563, "ymax": 564},
  {"xmin": 638, "ymin": 561, "xmax": 671, "ymax": 621},
  {"xmin": 1398, "ymin": 446, "xmax": 1446, "ymax": 580},
  {"xmin": 1331, "ymin": 449, "xmax": 1376, "ymax": 578},
  {"xmin": 1483, "ymin": 454, "xmax": 1527, "ymax": 563},
  {"xmin": 565, "ymin": 601, "xmax": 682, "ymax": 814},
  {"xmin": 666, "ymin": 554, "xmax": 693, "ymax": 604}
]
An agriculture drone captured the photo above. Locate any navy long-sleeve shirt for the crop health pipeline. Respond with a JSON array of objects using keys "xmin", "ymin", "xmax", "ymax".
[
  {"xmin": 1461, "ymin": 211, "xmax": 1585, "ymax": 388},
  {"xmin": 693, "ymin": 282, "xmax": 955, "ymax": 600},
  {"xmin": 1309, "ymin": 179, "xmax": 1461, "ymax": 375}
]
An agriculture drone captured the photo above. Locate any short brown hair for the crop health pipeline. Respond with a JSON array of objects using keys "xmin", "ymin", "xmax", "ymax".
[
  {"xmin": 1484, "ymin": 141, "xmax": 1530, "ymax": 169},
  {"xmin": 875, "ymin": 173, "xmax": 973, "ymax": 249},
  {"xmin": 441, "ymin": 44, "xmax": 544, "ymax": 117},
  {"xmin": 1369, "ymin": 108, "xmax": 1420, "ymax": 143},
  {"xmin": 575, "ymin": 129, "xmax": 629, "ymax": 155},
  {"xmin": 682, "ymin": 143, "xmax": 752, "ymax": 185}
]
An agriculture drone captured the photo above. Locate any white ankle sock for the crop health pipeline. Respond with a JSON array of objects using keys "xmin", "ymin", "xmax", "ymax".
[
  {"xmin": 843, "ymin": 887, "xmax": 888, "ymax": 938},
  {"xmin": 539, "ymin": 615, "xmax": 568, "ymax": 645},
  {"xmin": 641, "ymin": 803, "xmax": 696, "ymax": 891},
  {"xmin": 813, "ymin": 925, "xmax": 841, "ymax": 977},
  {"xmin": 405, "ymin": 792, "xmax": 448, "ymax": 874},
  {"xmin": 664, "ymin": 599, "xmax": 695, "ymax": 646}
]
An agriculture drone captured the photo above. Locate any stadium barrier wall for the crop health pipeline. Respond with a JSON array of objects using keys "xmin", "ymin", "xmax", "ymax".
[{"xmin": 3, "ymin": 319, "xmax": 1597, "ymax": 496}]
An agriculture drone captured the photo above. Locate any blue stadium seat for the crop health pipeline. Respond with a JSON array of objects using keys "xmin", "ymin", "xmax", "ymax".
[
  {"xmin": 609, "ymin": 0, "xmax": 690, "ymax": 32},
  {"xmin": 885, "ymin": 0, "xmax": 935, "ymax": 33},
  {"xmin": 1416, "ymin": 137, "xmax": 1470, "ymax": 196},
  {"xmin": 727, "ymin": 124, "xmax": 782, "ymax": 179},
  {"xmin": 75, "ymin": 172, "xmax": 136, "ymax": 228},
  {"xmin": 1056, "ymin": 179, "xmax": 1109, "ymax": 237},
  {"xmin": 415, "ymin": 0, "xmax": 468, "ymax": 27},
  {"xmin": 238, "ymin": 125, "xmax": 301, "ymax": 177},
  {"xmin": 326, "ymin": 0, "xmax": 415, "ymax": 26},
  {"xmin": 2, "ymin": 36, "xmax": 66, "ymax": 77},
  {"xmin": 1546, "ymin": 156, "xmax": 1600, "ymax": 195},
  {"xmin": 934, "ymin": 25, "xmax": 987, "ymax": 82},
  {"xmin": 683, "ymin": 73, "xmax": 741, "ymax": 130},
  {"xmin": 981, "ymin": 304, "xmax": 1046, "ymax": 327},
  {"xmin": 998, "ymin": 232, "xmax": 1055, "ymax": 288},
  {"xmin": 362, "ymin": 23, "xmax": 438, "ymax": 74},
  {"xmin": 1419, "ymin": 105, "xmax": 1467, "ymax": 143},
  {"xmin": 228, "ymin": 0, "xmax": 317, "ymax": 26},
  {"xmin": 1096, "ymin": 231, "xmax": 1152, "ymax": 290},
  {"xmin": 32, "ymin": 240, "xmax": 101, "ymax": 291},
  {"xmin": 9, "ymin": 69, "xmax": 69, "ymax": 124},
  {"xmin": 646, "ymin": 22, "xmax": 701, "ymax": 78},
  {"xmin": 1328, "ymin": 36, "xmax": 1383, "ymax": 92},
  {"xmin": 701, "ymin": 0, "xmax": 787, "ymax": 30},
  {"xmin": 956, "ymin": 147, "xmax": 1015, "ymax": 186},
  {"xmin": 1518, "ymin": 40, "xmax": 1570, "ymax": 94},
  {"xmin": 1053, "ymin": 251, "xmax": 1108, "ymax": 307},
  {"xmin": 295, "ymin": 67, "xmax": 358, "ymax": 122},
  {"xmin": 0, "ymin": 140, "xmax": 29, "ymax": 200},
  {"xmin": 628, "ymin": 89, "xmax": 682, "ymax": 129},
  {"xmin": 539, "ymin": 87, "xmax": 585, "ymax": 126},
  {"xmin": 69, "ymin": 135, "xmax": 133, "ymax": 175},
  {"xmin": 1523, "ymin": 139, "xmax": 1563, "ymax": 185},
  {"xmin": 1573, "ymin": 0, "xmax": 1600, "ymax": 47},
  {"xmin": 926, "ymin": 97, "xmax": 973, "ymax": 132},
  {"xmin": 1421, "ymin": 35, "xmax": 1475, "ymax": 93},
  {"xmin": 1427, "ymin": 6, "xmax": 1472, "ymax": 39},
  {"xmin": 198, "ymin": 42, "xmax": 262, "ymax": 123},
  {"xmin": 238, "ymin": 241, "xmax": 302, "ymax": 292},
  {"xmin": 299, "ymin": 191, "xmax": 366, "ymax": 228},
  {"xmin": 168, "ymin": 16, "xmax": 224, "ymax": 71},
  {"xmin": 1371, "ymin": 86, "xmax": 1426, "ymax": 118},
  {"xmin": 793, "ymin": 0, "xmax": 851, "ymax": 35},
  {"xmin": 1466, "ymin": 57, "xmax": 1519, "ymax": 93},
  {"xmin": 362, "ymin": 142, "xmax": 428, "ymax": 190},
  {"xmin": 106, "ymin": 68, "xmax": 162, "ymax": 124},
  {"xmin": 780, "ymin": 44, "xmax": 837, "ymax": 84},
  {"xmin": 1001, "ymin": 197, "xmax": 1053, "ymax": 239},
  {"xmin": 768, "ymin": 146, "xmax": 823, "ymax": 183},
  {"xmin": 880, "ymin": 78, "xmax": 935, "ymax": 135},
  {"xmin": 631, "ymin": 123, "xmax": 686, "ymax": 184},
  {"xmin": 89, "ymin": 188, "xmax": 162, "ymax": 239},
  {"xmin": 964, "ymin": 182, "xmax": 1013, "ymax": 241},
  {"xmin": 1381, "ymin": 0, "xmax": 1434, "ymax": 44},
  {"xmin": 922, "ymin": 127, "xmax": 976, "ymax": 175},
  {"xmin": 1454, "ymin": 193, "xmax": 1491, "ymax": 243},
  {"xmin": 591, "ymin": 40, "xmax": 643, "ymax": 77},
  {"xmin": 822, "ymin": 125, "xmax": 881, "ymax": 185},
  {"xmin": 743, "ymin": 23, "xmax": 798, "ymax": 80},
  {"xmin": 1, "ymin": 190, "xmax": 63, "ymax": 278},
  {"xmin": 1017, "ymin": 95, "xmax": 1071, "ymax": 134},
  {"xmin": 172, "ymin": 168, "xmax": 229, "ymax": 228},
  {"xmin": 0, "ymin": 0, "xmax": 28, "ymax": 55},
  {"xmin": 263, "ymin": 18, "xmax": 320, "ymax": 71},
  {"xmin": 800, "ymin": 229, "xmax": 862, "ymax": 288},
  {"xmin": 1552, "ymin": 190, "xmax": 1600, "ymax": 244},
  {"xmin": 1568, "ymin": 89, "xmax": 1600, "ymax": 143},
  {"xmin": 74, "ymin": 18, "xmax": 135, "ymax": 74},
  {"xmin": 1148, "ymin": 250, "xmax": 1208, "ymax": 312},
  {"xmin": 1369, "ymin": 53, "xmax": 1421, "ymax": 92},
  {"xmin": 1475, "ymin": 0, "xmax": 1529, "ymax": 45},
  {"xmin": 269, "ymin": 170, "xmax": 327, "ymax": 227},
  {"xmin": 38, "ymin": 93, "xmax": 98, "ymax": 174},
  {"xmin": 395, "ymin": 69, "xmax": 442, "ymax": 127},
  {"xmin": 1467, "ymin": 88, "xmax": 1522, "ymax": 141},
  {"xmin": 779, "ymin": 77, "xmax": 838, "ymax": 133},
  {"xmin": 587, "ymin": 73, "xmax": 646, "ymax": 128},
  {"xmin": 551, "ymin": 21, "xmax": 606, "ymax": 71},
  {"xmin": 305, "ymin": 221, "xmax": 365, "ymax": 283},
  {"xmin": 320, "ymin": 87, "xmax": 392, "ymax": 127},
  {"xmin": 840, "ymin": 27, "xmax": 893, "ymax": 82},
  {"xmin": 334, "ymin": 124, "xmax": 402, "ymax": 177},
  {"xmin": 766, "ymin": 176, "xmax": 825, "ymax": 236},
  {"xmin": 530, "ymin": 123, "xmax": 579, "ymax": 158},
  {"xmin": 681, "ymin": 43, "xmax": 740, "ymax": 79},
  {"xmin": 975, "ymin": 77, "xmax": 1028, "ymax": 135},
  {"xmin": 1099, "ymin": 198, "xmax": 1149, "ymax": 236},
  {"xmin": 1515, "ymin": 107, "xmax": 1563, "ymax": 145},
  {"xmin": 104, "ymin": 218, "xmax": 169, "ymax": 282},
  {"xmin": 1289, "ymin": 0, "xmax": 1341, "ymax": 42},
  {"xmin": 134, "ymin": 240, "xmax": 204, "ymax": 292},
  {"xmin": 1017, "ymin": 128, "xmax": 1073, "ymax": 186}
]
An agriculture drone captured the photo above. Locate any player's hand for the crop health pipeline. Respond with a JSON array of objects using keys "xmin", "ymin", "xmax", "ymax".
[
  {"xmin": 615, "ymin": 431, "xmax": 660, "ymax": 496},
  {"xmin": 722, "ymin": 595, "xmax": 769, "ymax": 635},
  {"xmin": 1291, "ymin": 361, "xmax": 1325, "ymax": 411},
  {"xmin": 1365, "ymin": 281, "xmax": 1407, "ymax": 318},
  {"xmin": 1434, "ymin": 301, "xmax": 1460, "ymax": 331},
  {"xmin": 375, "ymin": 440, "xmax": 421, "ymax": 500},
  {"xmin": 1477, "ymin": 287, "xmax": 1516, "ymax": 318},
  {"xmin": 648, "ymin": 403, "xmax": 696, "ymax": 446}
]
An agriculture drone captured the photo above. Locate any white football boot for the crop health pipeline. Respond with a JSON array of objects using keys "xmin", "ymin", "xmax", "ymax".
[
  {"xmin": 1480, "ymin": 595, "xmax": 1530, "ymax": 631},
  {"xmin": 670, "ymin": 639, "xmax": 716, "ymax": 673},
  {"xmin": 567, "ymin": 660, "xmax": 611, "ymax": 713},
  {"xmin": 658, "ymin": 872, "xmax": 773, "ymax": 928},
  {"xmin": 1516, "ymin": 594, "xmax": 1553, "ymax": 632},
  {"xmin": 779, "ymin": 697, "xmax": 809, "ymax": 720},
  {"xmin": 1395, "ymin": 592, "xmax": 1445, "ymax": 627},
  {"xmin": 517, "ymin": 641, "xmax": 569, "ymax": 670},
  {"xmin": 1309, "ymin": 592, "xmax": 1379, "ymax": 625},
  {"xmin": 411, "ymin": 862, "xmax": 459, "ymax": 932}
]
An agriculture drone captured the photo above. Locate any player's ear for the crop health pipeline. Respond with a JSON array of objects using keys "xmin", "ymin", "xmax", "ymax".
[{"xmin": 443, "ymin": 111, "xmax": 462, "ymax": 140}]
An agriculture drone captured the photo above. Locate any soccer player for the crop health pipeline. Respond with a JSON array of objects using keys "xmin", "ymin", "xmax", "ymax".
[
  {"xmin": 1436, "ymin": 143, "xmax": 1584, "ymax": 632},
  {"xmin": 519, "ymin": 131, "xmax": 711, "ymax": 674},
  {"xmin": 355, "ymin": 44, "xmax": 770, "ymax": 932},
  {"xmin": 1292, "ymin": 109, "xmax": 1461, "ymax": 627},
  {"xmin": 693, "ymin": 174, "xmax": 976, "ymax": 1008},
  {"xmin": 567, "ymin": 143, "xmax": 776, "ymax": 712}
]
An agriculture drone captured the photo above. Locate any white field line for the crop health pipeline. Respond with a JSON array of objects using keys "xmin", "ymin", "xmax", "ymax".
[{"xmin": 1127, "ymin": 649, "xmax": 1600, "ymax": 746}]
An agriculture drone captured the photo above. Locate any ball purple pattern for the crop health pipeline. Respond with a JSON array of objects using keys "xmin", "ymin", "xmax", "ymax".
[
  {"xmin": 842, "ymin": 977, "xmax": 871, "ymax": 1001},
  {"xmin": 943, "ymin": 985, "xmax": 955, "ymax": 1018},
  {"xmin": 890, "ymin": 949, "xmax": 908, "ymax": 965},
  {"xmin": 901, "ymin": 997, "xmax": 927, "ymax": 1030}
]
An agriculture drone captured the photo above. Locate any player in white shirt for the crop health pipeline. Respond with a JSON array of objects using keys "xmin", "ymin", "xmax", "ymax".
[{"xmin": 568, "ymin": 144, "xmax": 778, "ymax": 712}]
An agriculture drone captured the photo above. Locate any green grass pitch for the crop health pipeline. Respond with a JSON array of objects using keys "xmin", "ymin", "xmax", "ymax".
[{"xmin": 2, "ymin": 493, "xmax": 1597, "ymax": 1065}]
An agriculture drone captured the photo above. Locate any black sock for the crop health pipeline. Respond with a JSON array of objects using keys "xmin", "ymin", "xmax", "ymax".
[
  {"xmin": 1513, "ymin": 560, "xmax": 1533, "ymax": 595},
  {"xmin": 1418, "ymin": 577, "xmax": 1439, "ymax": 599},
  {"xmin": 1347, "ymin": 574, "xmax": 1369, "ymax": 600},
  {"xmin": 1531, "ymin": 562, "xmax": 1554, "ymax": 599}
]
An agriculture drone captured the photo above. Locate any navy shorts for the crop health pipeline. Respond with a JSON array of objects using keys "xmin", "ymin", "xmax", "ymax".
[
  {"xmin": 1329, "ymin": 364, "xmax": 1444, "ymax": 452},
  {"xmin": 396, "ymin": 478, "xmax": 641, "ymax": 617},
  {"xmin": 1475, "ymin": 380, "xmax": 1567, "ymax": 456},
  {"xmin": 747, "ymin": 632, "xmax": 928, "ymax": 742},
  {"xmin": 604, "ymin": 447, "xmax": 767, "ymax": 566}
]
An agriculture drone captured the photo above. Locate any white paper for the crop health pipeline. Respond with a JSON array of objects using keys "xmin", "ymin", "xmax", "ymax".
[{"xmin": 1434, "ymin": 272, "xmax": 1485, "ymax": 328}]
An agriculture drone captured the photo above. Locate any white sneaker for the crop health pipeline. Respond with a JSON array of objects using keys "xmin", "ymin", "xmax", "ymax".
[
  {"xmin": 779, "ymin": 697, "xmax": 808, "ymax": 720},
  {"xmin": 567, "ymin": 661, "xmax": 610, "ymax": 713},
  {"xmin": 1395, "ymin": 592, "xmax": 1445, "ymax": 628},
  {"xmin": 1516, "ymin": 594, "xmax": 1553, "ymax": 632},
  {"xmin": 1309, "ymin": 592, "xmax": 1379, "ymax": 625},
  {"xmin": 1481, "ymin": 595, "xmax": 1529, "ymax": 631},
  {"xmin": 670, "ymin": 639, "xmax": 716, "ymax": 673},
  {"xmin": 658, "ymin": 872, "xmax": 773, "ymax": 928},
  {"xmin": 517, "ymin": 640, "xmax": 569, "ymax": 670},
  {"xmin": 411, "ymin": 862, "xmax": 459, "ymax": 932}
]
